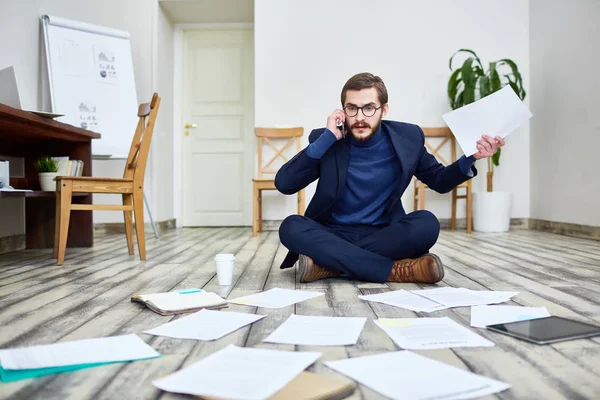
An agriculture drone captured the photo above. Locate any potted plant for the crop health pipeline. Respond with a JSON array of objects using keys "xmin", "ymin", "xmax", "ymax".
[
  {"xmin": 34, "ymin": 156, "xmax": 59, "ymax": 191},
  {"xmin": 447, "ymin": 49, "xmax": 526, "ymax": 232}
]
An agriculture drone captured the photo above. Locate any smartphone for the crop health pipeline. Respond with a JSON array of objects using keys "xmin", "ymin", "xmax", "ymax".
[{"xmin": 336, "ymin": 119, "xmax": 345, "ymax": 137}]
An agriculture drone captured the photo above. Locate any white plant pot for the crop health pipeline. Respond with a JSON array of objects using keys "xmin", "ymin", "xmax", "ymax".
[
  {"xmin": 38, "ymin": 172, "xmax": 58, "ymax": 191},
  {"xmin": 473, "ymin": 191, "xmax": 512, "ymax": 232}
]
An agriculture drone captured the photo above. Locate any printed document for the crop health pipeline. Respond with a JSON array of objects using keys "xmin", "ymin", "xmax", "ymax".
[
  {"xmin": 442, "ymin": 85, "xmax": 532, "ymax": 157},
  {"xmin": 264, "ymin": 314, "xmax": 367, "ymax": 346},
  {"xmin": 228, "ymin": 288, "xmax": 323, "ymax": 309},
  {"xmin": 144, "ymin": 309, "xmax": 266, "ymax": 340},
  {"xmin": 325, "ymin": 351, "xmax": 510, "ymax": 400},
  {"xmin": 374, "ymin": 317, "xmax": 494, "ymax": 349},
  {"xmin": 153, "ymin": 344, "xmax": 321, "ymax": 399}
]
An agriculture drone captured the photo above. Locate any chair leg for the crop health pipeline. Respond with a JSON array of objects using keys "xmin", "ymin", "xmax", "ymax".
[
  {"xmin": 53, "ymin": 190, "xmax": 61, "ymax": 258},
  {"xmin": 298, "ymin": 189, "xmax": 305, "ymax": 216},
  {"xmin": 413, "ymin": 182, "xmax": 418, "ymax": 211},
  {"xmin": 257, "ymin": 190, "xmax": 263, "ymax": 233},
  {"xmin": 467, "ymin": 184, "xmax": 473, "ymax": 234},
  {"xmin": 419, "ymin": 182, "xmax": 425, "ymax": 210},
  {"xmin": 252, "ymin": 184, "xmax": 259, "ymax": 236},
  {"xmin": 123, "ymin": 194, "xmax": 135, "ymax": 255},
  {"xmin": 133, "ymin": 191, "xmax": 146, "ymax": 260},
  {"xmin": 56, "ymin": 181, "xmax": 73, "ymax": 265},
  {"xmin": 451, "ymin": 189, "xmax": 458, "ymax": 231}
]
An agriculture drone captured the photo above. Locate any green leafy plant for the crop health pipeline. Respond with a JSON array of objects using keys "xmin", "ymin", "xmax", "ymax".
[
  {"xmin": 34, "ymin": 156, "xmax": 58, "ymax": 173},
  {"xmin": 447, "ymin": 49, "xmax": 526, "ymax": 191}
]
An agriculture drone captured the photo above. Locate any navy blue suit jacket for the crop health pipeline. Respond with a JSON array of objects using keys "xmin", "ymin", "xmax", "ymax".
[{"xmin": 275, "ymin": 120, "xmax": 477, "ymax": 269}]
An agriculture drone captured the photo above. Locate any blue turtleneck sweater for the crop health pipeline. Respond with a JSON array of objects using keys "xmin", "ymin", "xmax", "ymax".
[{"xmin": 306, "ymin": 127, "xmax": 475, "ymax": 225}]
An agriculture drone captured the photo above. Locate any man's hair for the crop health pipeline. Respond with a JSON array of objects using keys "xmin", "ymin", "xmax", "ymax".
[{"xmin": 341, "ymin": 72, "xmax": 388, "ymax": 106}]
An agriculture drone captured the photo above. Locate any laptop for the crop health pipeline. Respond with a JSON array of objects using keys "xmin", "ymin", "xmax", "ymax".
[{"xmin": 0, "ymin": 66, "xmax": 63, "ymax": 118}]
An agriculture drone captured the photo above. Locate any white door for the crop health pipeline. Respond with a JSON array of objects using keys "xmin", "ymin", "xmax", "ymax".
[{"xmin": 182, "ymin": 28, "xmax": 254, "ymax": 226}]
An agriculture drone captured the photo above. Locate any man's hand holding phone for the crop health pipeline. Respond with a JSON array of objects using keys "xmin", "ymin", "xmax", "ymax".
[{"xmin": 327, "ymin": 109, "xmax": 345, "ymax": 140}]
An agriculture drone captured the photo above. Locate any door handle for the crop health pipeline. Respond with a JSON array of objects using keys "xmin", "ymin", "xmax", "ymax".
[{"xmin": 184, "ymin": 123, "xmax": 197, "ymax": 129}]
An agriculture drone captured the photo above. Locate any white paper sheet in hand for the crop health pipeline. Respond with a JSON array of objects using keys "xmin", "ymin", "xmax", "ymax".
[
  {"xmin": 374, "ymin": 317, "xmax": 494, "ymax": 349},
  {"xmin": 153, "ymin": 344, "xmax": 321, "ymax": 400},
  {"xmin": 228, "ymin": 288, "xmax": 324, "ymax": 309},
  {"xmin": 0, "ymin": 334, "xmax": 159, "ymax": 370},
  {"xmin": 264, "ymin": 314, "xmax": 367, "ymax": 346},
  {"xmin": 470, "ymin": 305, "xmax": 550, "ymax": 328},
  {"xmin": 358, "ymin": 289, "xmax": 448, "ymax": 312},
  {"xmin": 144, "ymin": 309, "xmax": 266, "ymax": 340},
  {"xmin": 411, "ymin": 287, "xmax": 518, "ymax": 308},
  {"xmin": 442, "ymin": 85, "xmax": 532, "ymax": 157},
  {"xmin": 325, "ymin": 351, "xmax": 510, "ymax": 400}
]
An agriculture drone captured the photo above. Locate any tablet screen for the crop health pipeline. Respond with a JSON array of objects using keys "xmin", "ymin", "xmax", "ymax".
[{"xmin": 488, "ymin": 316, "xmax": 600, "ymax": 342}]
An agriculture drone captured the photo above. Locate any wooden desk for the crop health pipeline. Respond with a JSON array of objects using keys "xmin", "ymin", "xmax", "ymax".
[{"xmin": 0, "ymin": 103, "xmax": 101, "ymax": 249}]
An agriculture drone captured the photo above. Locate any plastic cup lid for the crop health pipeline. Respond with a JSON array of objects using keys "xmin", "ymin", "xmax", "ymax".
[{"xmin": 214, "ymin": 253, "xmax": 235, "ymax": 261}]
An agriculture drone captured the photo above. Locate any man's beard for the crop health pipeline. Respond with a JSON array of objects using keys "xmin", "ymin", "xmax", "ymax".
[{"xmin": 350, "ymin": 117, "xmax": 382, "ymax": 142}]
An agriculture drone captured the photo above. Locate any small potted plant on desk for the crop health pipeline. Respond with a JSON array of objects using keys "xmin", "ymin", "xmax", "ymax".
[
  {"xmin": 447, "ymin": 49, "xmax": 526, "ymax": 232},
  {"xmin": 35, "ymin": 156, "xmax": 59, "ymax": 191}
]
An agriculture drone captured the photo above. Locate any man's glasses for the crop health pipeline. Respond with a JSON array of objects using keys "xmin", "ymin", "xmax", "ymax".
[{"xmin": 343, "ymin": 104, "xmax": 383, "ymax": 118}]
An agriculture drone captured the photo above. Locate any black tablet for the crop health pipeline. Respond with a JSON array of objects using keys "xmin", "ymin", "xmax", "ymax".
[{"xmin": 486, "ymin": 316, "xmax": 600, "ymax": 344}]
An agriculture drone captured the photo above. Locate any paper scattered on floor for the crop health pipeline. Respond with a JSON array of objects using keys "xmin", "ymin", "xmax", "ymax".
[
  {"xmin": 374, "ymin": 317, "xmax": 494, "ymax": 349},
  {"xmin": 411, "ymin": 287, "xmax": 518, "ymax": 308},
  {"xmin": 0, "ymin": 334, "xmax": 159, "ymax": 370},
  {"xmin": 360, "ymin": 288, "xmax": 518, "ymax": 312},
  {"xmin": 470, "ymin": 305, "xmax": 550, "ymax": 328},
  {"xmin": 264, "ymin": 314, "xmax": 367, "ymax": 346},
  {"xmin": 228, "ymin": 288, "xmax": 324, "ymax": 309},
  {"xmin": 144, "ymin": 309, "xmax": 266, "ymax": 340},
  {"xmin": 358, "ymin": 290, "xmax": 449, "ymax": 312},
  {"xmin": 325, "ymin": 351, "xmax": 510, "ymax": 400},
  {"xmin": 153, "ymin": 344, "xmax": 321, "ymax": 400}
]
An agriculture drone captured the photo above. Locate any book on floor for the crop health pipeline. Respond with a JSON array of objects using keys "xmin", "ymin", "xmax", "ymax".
[
  {"xmin": 200, "ymin": 371, "xmax": 356, "ymax": 400},
  {"xmin": 131, "ymin": 288, "xmax": 228, "ymax": 316}
]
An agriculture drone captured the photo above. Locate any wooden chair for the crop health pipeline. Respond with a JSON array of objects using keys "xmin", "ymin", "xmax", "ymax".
[
  {"xmin": 253, "ymin": 127, "xmax": 305, "ymax": 236},
  {"xmin": 413, "ymin": 127, "xmax": 472, "ymax": 233},
  {"xmin": 54, "ymin": 93, "xmax": 161, "ymax": 265}
]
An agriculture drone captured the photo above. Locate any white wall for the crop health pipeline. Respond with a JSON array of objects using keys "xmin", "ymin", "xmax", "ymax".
[
  {"xmin": 154, "ymin": 4, "xmax": 175, "ymax": 222},
  {"xmin": 0, "ymin": 0, "xmax": 175, "ymax": 238},
  {"xmin": 529, "ymin": 0, "xmax": 600, "ymax": 227},
  {"xmin": 255, "ymin": 0, "xmax": 530, "ymax": 222}
]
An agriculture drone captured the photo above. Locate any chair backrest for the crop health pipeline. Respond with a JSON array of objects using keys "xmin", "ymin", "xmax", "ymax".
[
  {"xmin": 254, "ymin": 127, "xmax": 303, "ymax": 178},
  {"xmin": 421, "ymin": 127, "xmax": 458, "ymax": 166},
  {"xmin": 123, "ymin": 93, "xmax": 161, "ymax": 185}
]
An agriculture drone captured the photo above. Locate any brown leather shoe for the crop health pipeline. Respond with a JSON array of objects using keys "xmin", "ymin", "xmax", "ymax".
[
  {"xmin": 387, "ymin": 253, "xmax": 444, "ymax": 283},
  {"xmin": 298, "ymin": 255, "xmax": 341, "ymax": 283}
]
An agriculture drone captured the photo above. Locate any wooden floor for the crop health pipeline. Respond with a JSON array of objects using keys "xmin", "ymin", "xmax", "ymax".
[{"xmin": 1, "ymin": 228, "xmax": 600, "ymax": 400}]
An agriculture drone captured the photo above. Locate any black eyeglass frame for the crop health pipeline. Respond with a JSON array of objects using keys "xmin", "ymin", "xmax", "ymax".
[{"xmin": 343, "ymin": 104, "xmax": 384, "ymax": 118}]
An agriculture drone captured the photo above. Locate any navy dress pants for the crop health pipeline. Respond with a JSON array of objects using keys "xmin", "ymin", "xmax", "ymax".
[{"xmin": 279, "ymin": 210, "xmax": 440, "ymax": 283}]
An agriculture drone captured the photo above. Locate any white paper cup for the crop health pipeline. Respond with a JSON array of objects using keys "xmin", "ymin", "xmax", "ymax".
[{"xmin": 215, "ymin": 253, "xmax": 235, "ymax": 285}]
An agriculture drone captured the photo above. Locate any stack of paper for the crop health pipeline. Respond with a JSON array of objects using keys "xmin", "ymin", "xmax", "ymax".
[
  {"xmin": 264, "ymin": 315, "xmax": 367, "ymax": 346},
  {"xmin": 374, "ymin": 317, "xmax": 494, "ymax": 349},
  {"xmin": 144, "ymin": 309, "xmax": 265, "ymax": 340},
  {"xmin": 228, "ymin": 288, "xmax": 324, "ymax": 309},
  {"xmin": 360, "ymin": 288, "xmax": 517, "ymax": 312},
  {"xmin": 0, "ymin": 334, "xmax": 160, "ymax": 382},
  {"xmin": 470, "ymin": 305, "xmax": 550, "ymax": 328},
  {"xmin": 153, "ymin": 344, "xmax": 321, "ymax": 399},
  {"xmin": 325, "ymin": 351, "xmax": 510, "ymax": 400}
]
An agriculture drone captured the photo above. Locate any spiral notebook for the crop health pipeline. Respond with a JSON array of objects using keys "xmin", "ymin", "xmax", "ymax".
[{"xmin": 131, "ymin": 288, "xmax": 227, "ymax": 316}]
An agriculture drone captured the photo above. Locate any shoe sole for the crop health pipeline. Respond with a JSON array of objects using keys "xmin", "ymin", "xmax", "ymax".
[
  {"xmin": 298, "ymin": 255, "xmax": 311, "ymax": 283},
  {"xmin": 425, "ymin": 253, "xmax": 445, "ymax": 283}
]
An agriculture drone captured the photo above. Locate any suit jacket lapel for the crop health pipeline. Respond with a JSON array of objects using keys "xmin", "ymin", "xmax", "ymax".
[{"xmin": 386, "ymin": 125, "xmax": 411, "ymax": 191}]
